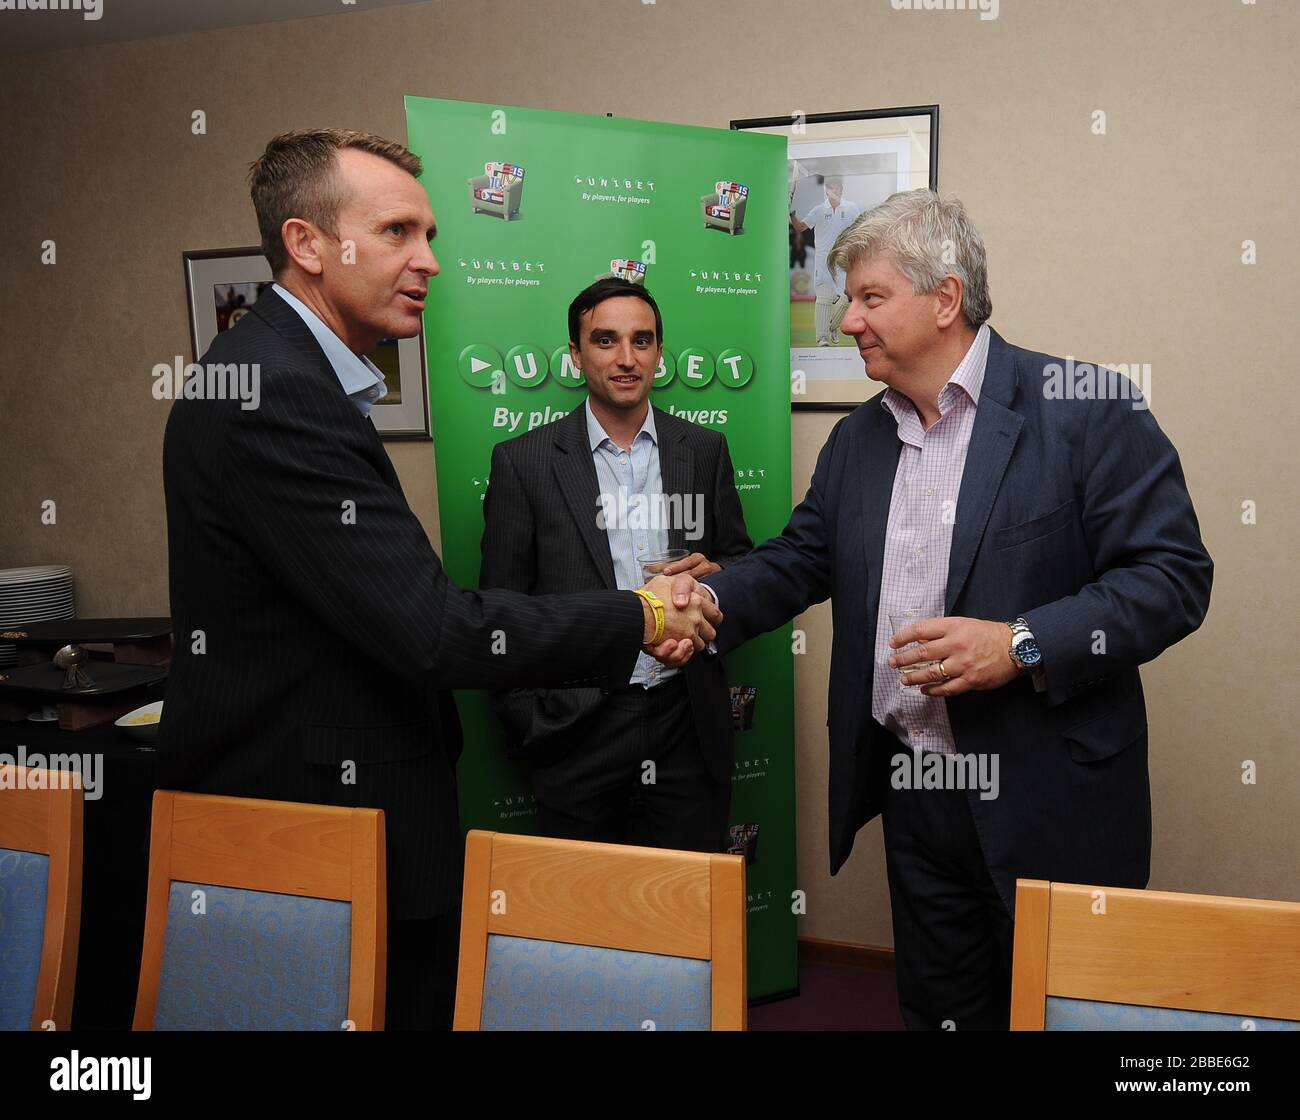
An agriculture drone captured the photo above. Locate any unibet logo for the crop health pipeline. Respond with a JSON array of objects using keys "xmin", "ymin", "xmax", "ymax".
[
  {"xmin": 458, "ymin": 345, "xmax": 753, "ymax": 390},
  {"xmin": 505, "ymin": 344, "xmax": 547, "ymax": 388},
  {"xmin": 717, "ymin": 348, "xmax": 754, "ymax": 388},
  {"xmin": 678, "ymin": 348, "xmax": 714, "ymax": 388},
  {"xmin": 459, "ymin": 343, "xmax": 503, "ymax": 388},
  {"xmin": 549, "ymin": 346, "xmax": 586, "ymax": 387}
]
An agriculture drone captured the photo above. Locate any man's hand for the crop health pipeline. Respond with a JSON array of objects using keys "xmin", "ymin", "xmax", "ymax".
[
  {"xmin": 638, "ymin": 573, "xmax": 723, "ymax": 667},
  {"xmin": 658, "ymin": 552, "xmax": 722, "ymax": 580},
  {"xmin": 887, "ymin": 616, "xmax": 1020, "ymax": 697}
]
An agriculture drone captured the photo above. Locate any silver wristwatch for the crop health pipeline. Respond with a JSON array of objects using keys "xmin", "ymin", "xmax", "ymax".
[{"xmin": 1007, "ymin": 617, "xmax": 1043, "ymax": 672}]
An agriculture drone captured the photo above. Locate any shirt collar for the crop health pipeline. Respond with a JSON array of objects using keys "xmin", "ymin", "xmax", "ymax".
[
  {"xmin": 272, "ymin": 282, "xmax": 388, "ymax": 407},
  {"xmin": 585, "ymin": 397, "xmax": 657, "ymax": 452},
  {"xmin": 883, "ymin": 322, "xmax": 990, "ymax": 429}
]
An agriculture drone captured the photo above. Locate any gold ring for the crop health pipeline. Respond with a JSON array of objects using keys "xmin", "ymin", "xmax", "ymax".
[{"xmin": 937, "ymin": 660, "xmax": 950, "ymax": 680}]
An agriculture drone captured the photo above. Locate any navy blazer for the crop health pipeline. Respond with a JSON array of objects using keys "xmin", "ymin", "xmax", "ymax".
[{"xmin": 707, "ymin": 328, "xmax": 1212, "ymax": 910}]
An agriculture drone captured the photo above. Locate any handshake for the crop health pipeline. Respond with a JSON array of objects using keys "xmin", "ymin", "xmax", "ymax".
[{"xmin": 636, "ymin": 573, "xmax": 722, "ymax": 668}]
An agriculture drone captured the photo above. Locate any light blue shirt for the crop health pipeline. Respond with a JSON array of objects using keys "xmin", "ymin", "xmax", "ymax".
[
  {"xmin": 272, "ymin": 283, "xmax": 388, "ymax": 415},
  {"xmin": 585, "ymin": 399, "xmax": 676, "ymax": 688}
]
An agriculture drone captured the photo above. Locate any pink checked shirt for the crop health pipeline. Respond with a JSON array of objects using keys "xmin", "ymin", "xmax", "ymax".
[{"xmin": 871, "ymin": 324, "xmax": 990, "ymax": 755}]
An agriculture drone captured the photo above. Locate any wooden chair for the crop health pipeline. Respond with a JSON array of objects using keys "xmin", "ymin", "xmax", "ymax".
[
  {"xmin": 454, "ymin": 831, "xmax": 746, "ymax": 1031},
  {"xmin": 1011, "ymin": 879, "xmax": 1300, "ymax": 1030},
  {"xmin": 0, "ymin": 765, "xmax": 83, "ymax": 1031},
  {"xmin": 133, "ymin": 791, "xmax": 385, "ymax": 1031}
]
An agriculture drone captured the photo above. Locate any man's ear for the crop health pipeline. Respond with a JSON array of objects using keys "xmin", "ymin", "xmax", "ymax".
[
  {"xmin": 934, "ymin": 274, "xmax": 965, "ymax": 330},
  {"xmin": 281, "ymin": 218, "xmax": 325, "ymax": 278},
  {"xmin": 568, "ymin": 341, "xmax": 582, "ymax": 371}
]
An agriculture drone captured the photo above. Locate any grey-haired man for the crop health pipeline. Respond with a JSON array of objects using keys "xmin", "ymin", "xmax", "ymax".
[{"xmin": 708, "ymin": 189, "xmax": 1211, "ymax": 1029}]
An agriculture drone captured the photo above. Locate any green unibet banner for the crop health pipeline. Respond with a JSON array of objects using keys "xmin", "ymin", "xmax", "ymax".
[{"xmin": 405, "ymin": 96, "xmax": 796, "ymax": 1001}]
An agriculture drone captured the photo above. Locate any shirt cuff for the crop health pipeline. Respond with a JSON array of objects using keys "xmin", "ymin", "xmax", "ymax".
[{"xmin": 700, "ymin": 583, "xmax": 720, "ymax": 654}]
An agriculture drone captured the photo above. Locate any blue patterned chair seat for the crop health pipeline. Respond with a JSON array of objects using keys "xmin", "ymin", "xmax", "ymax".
[
  {"xmin": 153, "ymin": 881, "xmax": 351, "ymax": 1031},
  {"xmin": 0, "ymin": 847, "xmax": 50, "ymax": 1031},
  {"xmin": 1046, "ymin": 996, "xmax": 1300, "ymax": 1031},
  {"xmin": 481, "ymin": 934, "xmax": 711, "ymax": 1031}
]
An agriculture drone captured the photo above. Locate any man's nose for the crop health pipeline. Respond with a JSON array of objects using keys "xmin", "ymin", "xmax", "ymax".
[
  {"xmin": 840, "ymin": 301, "xmax": 864, "ymax": 335},
  {"xmin": 616, "ymin": 341, "xmax": 636, "ymax": 367},
  {"xmin": 413, "ymin": 241, "xmax": 439, "ymax": 277}
]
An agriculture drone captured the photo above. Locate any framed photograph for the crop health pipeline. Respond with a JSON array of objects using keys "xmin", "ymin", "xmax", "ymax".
[
  {"xmin": 731, "ymin": 106, "xmax": 939, "ymax": 410},
  {"xmin": 182, "ymin": 247, "xmax": 431, "ymax": 438}
]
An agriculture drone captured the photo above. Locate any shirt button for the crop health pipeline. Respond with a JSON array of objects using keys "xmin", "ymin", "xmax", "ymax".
[
  {"xmin": 926, "ymin": 488, "xmax": 934, "ymax": 496},
  {"xmin": 915, "ymin": 547, "xmax": 924, "ymax": 556},
  {"xmin": 620, "ymin": 457, "xmax": 628, "ymax": 464}
]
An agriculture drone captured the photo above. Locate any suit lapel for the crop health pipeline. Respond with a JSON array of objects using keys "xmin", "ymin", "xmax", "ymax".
[
  {"xmin": 554, "ymin": 408, "xmax": 617, "ymax": 589},
  {"xmin": 945, "ymin": 330, "xmax": 1024, "ymax": 612},
  {"xmin": 655, "ymin": 409, "xmax": 693, "ymax": 553},
  {"xmin": 250, "ymin": 285, "xmax": 400, "ymax": 488},
  {"xmin": 250, "ymin": 286, "xmax": 339, "ymax": 389}
]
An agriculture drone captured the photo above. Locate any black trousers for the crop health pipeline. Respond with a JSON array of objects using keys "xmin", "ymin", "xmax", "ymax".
[
  {"xmin": 386, "ymin": 910, "xmax": 460, "ymax": 1031},
  {"xmin": 529, "ymin": 676, "xmax": 730, "ymax": 853},
  {"xmin": 878, "ymin": 752, "xmax": 1015, "ymax": 1031}
]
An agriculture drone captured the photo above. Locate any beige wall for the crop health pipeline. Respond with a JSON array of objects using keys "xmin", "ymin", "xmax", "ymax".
[{"xmin": 2, "ymin": 0, "xmax": 1295, "ymax": 948}]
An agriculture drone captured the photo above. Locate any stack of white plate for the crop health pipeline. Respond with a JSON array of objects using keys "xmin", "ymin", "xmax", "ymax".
[{"xmin": 0, "ymin": 565, "xmax": 75, "ymax": 667}]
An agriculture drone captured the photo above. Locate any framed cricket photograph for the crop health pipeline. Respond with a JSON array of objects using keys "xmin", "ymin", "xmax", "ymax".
[
  {"xmin": 182, "ymin": 247, "xmax": 431, "ymax": 438},
  {"xmin": 731, "ymin": 106, "xmax": 939, "ymax": 409}
]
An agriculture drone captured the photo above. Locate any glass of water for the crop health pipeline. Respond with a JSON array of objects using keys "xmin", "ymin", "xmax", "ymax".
[
  {"xmin": 888, "ymin": 608, "xmax": 941, "ymax": 690},
  {"xmin": 640, "ymin": 549, "xmax": 691, "ymax": 580}
]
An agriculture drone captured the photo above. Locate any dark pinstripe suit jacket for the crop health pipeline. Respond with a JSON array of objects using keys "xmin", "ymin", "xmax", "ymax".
[
  {"xmin": 159, "ymin": 287, "xmax": 645, "ymax": 919},
  {"xmin": 479, "ymin": 404, "xmax": 752, "ymax": 782}
]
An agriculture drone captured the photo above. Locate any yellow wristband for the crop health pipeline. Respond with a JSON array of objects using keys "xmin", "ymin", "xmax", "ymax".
[{"xmin": 634, "ymin": 588, "xmax": 665, "ymax": 645}]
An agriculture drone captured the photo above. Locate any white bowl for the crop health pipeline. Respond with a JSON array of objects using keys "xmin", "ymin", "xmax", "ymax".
[{"xmin": 116, "ymin": 700, "xmax": 163, "ymax": 742}]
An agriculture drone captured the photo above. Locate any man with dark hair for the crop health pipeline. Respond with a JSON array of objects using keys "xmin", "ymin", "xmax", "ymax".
[
  {"xmin": 160, "ymin": 131, "xmax": 720, "ymax": 1029},
  {"xmin": 566, "ymin": 276, "xmax": 663, "ymax": 347},
  {"xmin": 480, "ymin": 278, "xmax": 752, "ymax": 850}
]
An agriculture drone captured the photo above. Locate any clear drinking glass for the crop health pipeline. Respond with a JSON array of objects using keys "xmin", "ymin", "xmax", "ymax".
[
  {"xmin": 888, "ymin": 608, "xmax": 941, "ymax": 690},
  {"xmin": 640, "ymin": 548, "xmax": 691, "ymax": 580}
]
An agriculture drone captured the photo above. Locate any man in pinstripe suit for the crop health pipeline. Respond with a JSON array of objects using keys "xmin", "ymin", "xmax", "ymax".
[
  {"xmin": 480, "ymin": 279, "xmax": 752, "ymax": 851},
  {"xmin": 159, "ymin": 131, "xmax": 720, "ymax": 1029}
]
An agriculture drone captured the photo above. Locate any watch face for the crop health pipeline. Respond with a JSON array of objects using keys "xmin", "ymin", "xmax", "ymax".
[{"xmin": 1015, "ymin": 638, "xmax": 1043, "ymax": 667}]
